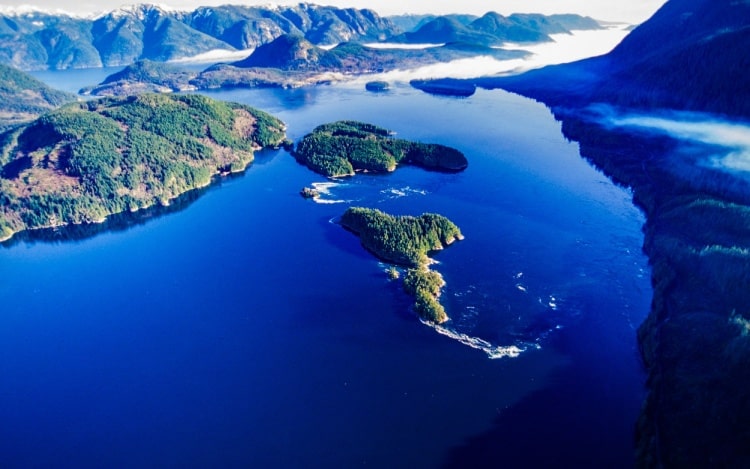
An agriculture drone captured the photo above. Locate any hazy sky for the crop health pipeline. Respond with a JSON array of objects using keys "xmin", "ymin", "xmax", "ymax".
[{"xmin": 3, "ymin": 0, "xmax": 668, "ymax": 24}]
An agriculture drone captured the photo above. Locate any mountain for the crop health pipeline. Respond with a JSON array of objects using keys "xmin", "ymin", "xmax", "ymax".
[
  {"xmin": 0, "ymin": 11, "xmax": 102, "ymax": 69},
  {"xmin": 92, "ymin": 5, "xmax": 231, "ymax": 66},
  {"xmin": 465, "ymin": 0, "xmax": 750, "ymax": 466},
  {"xmin": 0, "ymin": 6, "xmax": 604, "ymax": 71},
  {"xmin": 232, "ymin": 34, "xmax": 341, "ymax": 71},
  {"xmin": 180, "ymin": 4, "xmax": 397, "ymax": 49},
  {"xmin": 387, "ymin": 14, "xmax": 478, "ymax": 33},
  {"xmin": 0, "ymin": 63, "xmax": 76, "ymax": 128},
  {"xmin": 277, "ymin": 4, "xmax": 396, "ymax": 44},
  {"xmin": 0, "ymin": 4, "xmax": 400, "ymax": 70},
  {"xmin": 228, "ymin": 33, "xmax": 526, "ymax": 75},
  {"xmin": 391, "ymin": 12, "xmax": 603, "ymax": 46},
  {"xmin": 486, "ymin": 0, "xmax": 750, "ymax": 118}
]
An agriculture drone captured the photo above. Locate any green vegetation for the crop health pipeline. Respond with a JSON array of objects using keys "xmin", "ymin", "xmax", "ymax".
[
  {"xmin": 0, "ymin": 93, "xmax": 286, "ymax": 242},
  {"xmin": 0, "ymin": 64, "xmax": 77, "ymax": 129},
  {"xmin": 365, "ymin": 81, "xmax": 390, "ymax": 92},
  {"xmin": 403, "ymin": 268, "xmax": 448, "ymax": 324},
  {"xmin": 300, "ymin": 187, "xmax": 320, "ymax": 199},
  {"xmin": 340, "ymin": 206, "xmax": 463, "ymax": 324},
  {"xmin": 294, "ymin": 120, "xmax": 468, "ymax": 177}
]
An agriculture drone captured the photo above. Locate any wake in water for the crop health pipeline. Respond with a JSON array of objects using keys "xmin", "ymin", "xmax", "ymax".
[
  {"xmin": 434, "ymin": 272, "xmax": 569, "ymax": 359},
  {"xmin": 379, "ymin": 186, "xmax": 428, "ymax": 201},
  {"xmin": 431, "ymin": 324, "xmax": 525, "ymax": 359},
  {"xmin": 310, "ymin": 181, "xmax": 351, "ymax": 204}
]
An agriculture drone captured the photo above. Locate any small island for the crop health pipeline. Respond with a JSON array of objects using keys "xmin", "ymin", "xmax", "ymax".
[
  {"xmin": 293, "ymin": 120, "xmax": 468, "ymax": 177},
  {"xmin": 365, "ymin": 81, "xmax": 390, "ymax": 92},
  {"xmin": 410, "ymin": 78, "xmax": 477, "ymax": 97},
  {"xmin": 340, "ymin": 206, "xmax": 464, "ymax": 324},
  {"xmin": 0, "ymin": 93, "xmax": 286, "ymax": 242}
]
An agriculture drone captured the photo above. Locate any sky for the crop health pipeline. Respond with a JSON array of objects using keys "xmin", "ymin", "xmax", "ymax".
[{"xmin": 2, "ymin": 0, "xmax": 668, "ymax": 24}]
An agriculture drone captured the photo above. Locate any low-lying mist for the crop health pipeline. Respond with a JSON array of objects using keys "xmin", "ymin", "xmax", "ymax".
[
  {"xmin": 352, "ymin": 25, "xmax": 630, "ymax": 84},
  {"xmin": 599, "ymin": 106, "xmax": 750, "ymax": 173}
]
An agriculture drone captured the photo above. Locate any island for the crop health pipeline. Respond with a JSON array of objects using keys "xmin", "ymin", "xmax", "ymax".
[
  {"xmin": 0, "ymin": 93, "xmax": 286, "ymax": 242},
  {"xmin": 365, "ymin": 81, "xmax": 390, "ymax": 92},
  {"xmin": 82, "ymin": 36, "xmax": 527, "ymax": 96},
  {"xmin": 410, "ymin": 78, "xmax": 477, "ymax": 97},
  {"xmin": 293, "ymin": 120, "xmax": 468, "ymax": 177},
  {"xmin": 339, "ymin": 206, "xmax": 464, "ymax": 324}
]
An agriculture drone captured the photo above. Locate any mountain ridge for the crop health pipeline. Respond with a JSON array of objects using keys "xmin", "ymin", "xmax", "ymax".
[
  {"xmin": 0, "ymin": 63, "xmax": 77, "ymax": 129},
  {"xmin": 0, "ymin": 5, "xmax": 603, "ymax": 71}
]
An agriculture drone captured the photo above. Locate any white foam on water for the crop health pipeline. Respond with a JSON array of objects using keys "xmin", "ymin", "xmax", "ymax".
[
  {"xmin": 380, "ymin": 186, "xmax": 429, "ymax": 200},
  {"xmin": 431, "ymin": 324, "xmax": 525, "ymax": 359},
  {"xmin": 309, "ymin": 181, "xmax": 352, "ymax": 204},
  {"xmin": 312, "ymin": 198, "xmax": 349, "ymax": 205}
]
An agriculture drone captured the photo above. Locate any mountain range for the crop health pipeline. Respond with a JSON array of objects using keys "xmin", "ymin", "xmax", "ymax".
[
  {"xmin": 479, "ymin": 0, "xmax": 750, "ymax": 118},
  {"xmin": 390, "ymin": 12, "xmax": 602, "ymax": 46},
  {"xmin": 0, "ymin": 4, "xmax": 602, "ymax": 71}
]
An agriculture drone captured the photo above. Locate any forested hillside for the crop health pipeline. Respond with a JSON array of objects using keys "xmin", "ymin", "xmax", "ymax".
[
  {"xmin": 0, "ymin": 93, "xmax": 286, "ymax": 241},
  {"xmin": 0, "ymin": 64, "xmax": 76, "ymax": 129}
]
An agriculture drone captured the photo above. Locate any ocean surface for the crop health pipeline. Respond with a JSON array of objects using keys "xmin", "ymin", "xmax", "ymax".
[{"xmin": 1, "ymin": 72, "xmax": 651, "ymax": 467}]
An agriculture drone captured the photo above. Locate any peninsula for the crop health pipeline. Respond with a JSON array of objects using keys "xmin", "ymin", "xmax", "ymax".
[
  {"xmin": 294, "ymin": 120, "xmax": 468, "ymax": 177},
  {"xmin": 340, "ymin": 206, "xmax": 464, "ymax": 324},
  {"xmin": 0, "ymin": 93, "xmax": 286, "ymax": 242}
]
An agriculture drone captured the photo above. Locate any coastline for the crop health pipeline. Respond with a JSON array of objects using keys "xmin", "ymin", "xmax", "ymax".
[{"xmin": 0, "ymin": 159, "xmax": 257, "ymax": 244}]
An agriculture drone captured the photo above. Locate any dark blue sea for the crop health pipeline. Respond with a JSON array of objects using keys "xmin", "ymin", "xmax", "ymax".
[{"xmin": 1, "ymin": 75, "xmax": 651, "ymax": 467}]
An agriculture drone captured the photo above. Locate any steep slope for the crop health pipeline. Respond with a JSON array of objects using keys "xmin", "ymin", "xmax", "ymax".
[
  {"xmin": 489, "ymin": 0, "xmax": 750, "ymax": 118},
  {"xmin": 474, "ymin": 0, "xmax": 750, "ymax": 466},
  {"xmin": 0, "ymin": 63, "xmax": 76, "ymax": 128},
  {"xmin": 0, "ymin": 11, "xmax": 102, "ymax": 70},
  {"xmin": 0, "ymin": 4, "xmax": 401, "ymax": 70},
  {"xmin": 278, "ymin": 4, "xmax": 397, "ymax": 44},
  {"xmin": 92, "ymin": 5, "xmax": 233, "ymax": 66},
  {"xmin": 232, "ymin": 34, "xmax": 341, "ymax": 71},
  {"xmin": 387, "ymin": 14, "xmax": 477, "ymax": 33},
  {"xmin": 392, "ymin": 12, "xmax": 602, "ymax": 46},
  {"xmin": 179, "ymin": 5, "xmax": 296, "ymax": 50}
]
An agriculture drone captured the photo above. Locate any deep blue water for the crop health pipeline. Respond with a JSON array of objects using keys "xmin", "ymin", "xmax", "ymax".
[{"xmin": 2, "ymin": 78, "xmax": 650, "ymax": 467}]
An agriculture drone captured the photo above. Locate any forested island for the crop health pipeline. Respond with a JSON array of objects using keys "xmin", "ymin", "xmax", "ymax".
[
  {"xmin": 294, "ymin": 120, "xmax": 468, "ymax": 177},
  {"xmin": 0, "ymin": 93, "xmax": 286, "ymax": 242},
  {"xmin": 340, "ymin": 206, "xmax": 463, "ymax": 324},
  {"xmin": 82, "ymin": 36, "xmax": 526, "ymax": 96}
]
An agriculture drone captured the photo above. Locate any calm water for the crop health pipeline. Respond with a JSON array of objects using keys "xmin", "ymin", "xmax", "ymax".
[{"xmin": 2, "ymin": 76, "xmax": 651, "ymax": 467}]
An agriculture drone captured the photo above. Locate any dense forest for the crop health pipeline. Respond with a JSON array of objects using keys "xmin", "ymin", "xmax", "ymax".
[
  {"xmin": 0, "ymin": 64, "xmax": 77, "ymax": 129},
  {"xmin": 294, "ymin": 120, "xmax": 467, "ymax": 177},
  {"xmin": 0, "ymin": 93, "xmax": 286, "ymax": 242},
  {"xmin": 340, "ymin": 206, "xmax": 463, "ymax": 323}
]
